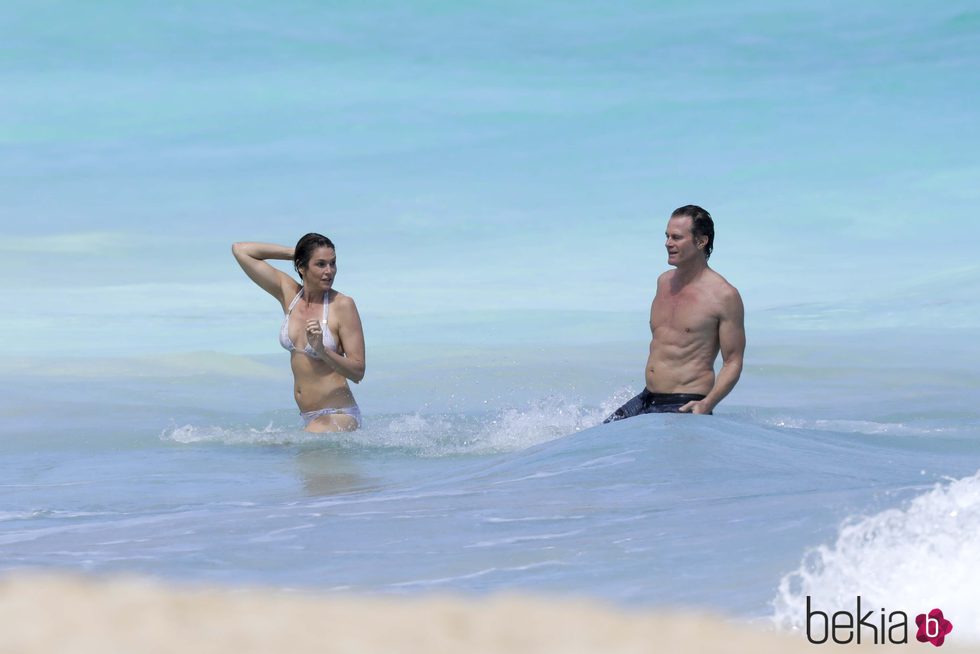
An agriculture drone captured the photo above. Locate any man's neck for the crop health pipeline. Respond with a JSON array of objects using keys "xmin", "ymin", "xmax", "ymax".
[{"xmin": 672, "ymin": 259, "xmax": 709, "ymax": 286}]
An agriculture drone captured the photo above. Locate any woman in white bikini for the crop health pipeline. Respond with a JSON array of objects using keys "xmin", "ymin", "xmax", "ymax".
[{"xmin": 232, "ymin": 234, "xmax": 365, "ymax": 432}]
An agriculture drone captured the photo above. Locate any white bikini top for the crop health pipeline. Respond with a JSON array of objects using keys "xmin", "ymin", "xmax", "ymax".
[{"xmin": 279, "ymin": 289, "xmax": 338, "ymax": 358}]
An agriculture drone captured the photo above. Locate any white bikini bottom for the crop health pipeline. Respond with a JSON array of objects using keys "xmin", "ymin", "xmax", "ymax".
[{"xmin": 300, "ymin": 404, "xmax": 361, "ymax": 429}]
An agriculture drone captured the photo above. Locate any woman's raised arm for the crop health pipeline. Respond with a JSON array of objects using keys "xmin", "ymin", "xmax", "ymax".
[{"xmin": 231, "ymin": 242, "xmax": 298, "ymax": 307}]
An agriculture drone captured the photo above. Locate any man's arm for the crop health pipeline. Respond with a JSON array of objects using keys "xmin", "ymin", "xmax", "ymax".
[{"xmin": 680, "ymin": 288, "xmax": 745, "ymax": 414}]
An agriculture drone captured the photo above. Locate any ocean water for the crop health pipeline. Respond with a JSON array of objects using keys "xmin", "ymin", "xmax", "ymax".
[
  {"xmin": 2, "ymin": 0, "xmax": 979, "ymax": 645},
  {"xmin": 3, "ymin": 330, "xmax": 979, "ymax": 639}
]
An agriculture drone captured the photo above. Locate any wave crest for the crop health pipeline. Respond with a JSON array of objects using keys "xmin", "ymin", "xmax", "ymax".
[{"xmin": 772, "ymin": 469, "xmax": 980, "ymax": 642}]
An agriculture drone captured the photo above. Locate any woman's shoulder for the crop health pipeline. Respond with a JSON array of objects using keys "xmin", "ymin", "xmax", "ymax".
[
  {"xmin": 329, "ymin": 292, "xmax": 361, "ymax": 327},
  {"xmin": 279, "ymin": 278, "xmax": 303, "ymax": 307},
  {"xmin": 330, "ymin": 291, "xmax": 358, "ymax": 310}
]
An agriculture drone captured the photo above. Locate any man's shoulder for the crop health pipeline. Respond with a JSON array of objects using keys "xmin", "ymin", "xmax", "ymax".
[
  {"xmin": 651, "ymin": 270, "xmax": 673, "ymax": 300},
  {"xmin": 705, "ymin": 269, "xmax": 740, "ymax": 296},
  {"xmin": 704, "ymin": 271, "xmax": 743, "ymax": 321}
]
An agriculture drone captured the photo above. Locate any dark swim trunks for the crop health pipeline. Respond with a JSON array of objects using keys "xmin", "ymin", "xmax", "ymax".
[{"xmin": 603, "ymin": 390, "xmax": 709, "ymax": 423}]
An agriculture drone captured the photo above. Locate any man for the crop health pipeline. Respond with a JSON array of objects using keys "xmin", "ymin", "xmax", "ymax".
[{"xmin": 605, "ymin": 205, "xmax": 745, "ymax": 422}]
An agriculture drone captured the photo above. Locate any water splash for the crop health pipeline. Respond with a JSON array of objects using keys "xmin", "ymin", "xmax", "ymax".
[
  {"xmin": 772, "ymin": 469, "xmax": 980, "ymax": 642},
  {"xmin": 159, "ymin": 389, "xmax": 636, "ymax": 456}
]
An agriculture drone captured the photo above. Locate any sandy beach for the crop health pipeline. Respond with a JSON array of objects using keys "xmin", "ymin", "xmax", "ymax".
[{"xmin": 1, "ymin": 574, "xmax": 974, "ymax": 654}]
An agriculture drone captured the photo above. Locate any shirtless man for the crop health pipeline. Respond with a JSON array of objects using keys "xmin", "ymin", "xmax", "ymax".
[{"xmin": 605, "ymin": 205, "xmax": 745, "ymax": 421}]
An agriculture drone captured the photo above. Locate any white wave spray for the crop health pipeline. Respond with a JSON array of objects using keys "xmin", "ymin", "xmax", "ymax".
[{"xmin": 772, "ymin": 470, "xmax": 980, "ymax": 642}]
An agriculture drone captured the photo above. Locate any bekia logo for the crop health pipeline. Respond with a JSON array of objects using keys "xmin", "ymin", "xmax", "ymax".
[
  {"xmin": 916, "ymin": 609, "xmax": 953, "ymax": 647},
  {"xmin": 806, "ymin": 596, "xmax": 953, "ymax": 647}
]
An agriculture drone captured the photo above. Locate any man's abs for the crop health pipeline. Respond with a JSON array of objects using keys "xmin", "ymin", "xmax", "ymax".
[{"xmin": 644, "ymin": 346, "xmax": 716, "ymax": 394}]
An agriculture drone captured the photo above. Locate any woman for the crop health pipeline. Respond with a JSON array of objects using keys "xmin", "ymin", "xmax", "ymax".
[{"xmin": 232, "ymin": 234, "xmax": 365, "ymax": 432}]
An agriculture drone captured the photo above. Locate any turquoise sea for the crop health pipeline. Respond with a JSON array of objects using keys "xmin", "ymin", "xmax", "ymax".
[{"xmin": 2, "ymin": 0, "xmax": 979, "ymax": 642}]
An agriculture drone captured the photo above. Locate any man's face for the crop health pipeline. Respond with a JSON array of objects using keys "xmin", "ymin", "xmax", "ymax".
[{"xmin": 664, "ymin": 216, "xmax": 701, "ymax": 266}]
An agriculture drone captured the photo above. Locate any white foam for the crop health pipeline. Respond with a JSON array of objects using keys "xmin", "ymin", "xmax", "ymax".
[
  {"xmin": 159, "ymin": 389, "xmax": 635, "ymax": 456},
  {"xmin": 465, "ymin": 397, "xmax": 606, "ymax": 454},
  {"xmin": 308, "ymin": 402, "xmax": 597, "ymax": 456},
  {"xmin": 371, "ymin": 390, "xmax": 632, "ymax": 456},
  {"xmin": 765, "ymin": 416, "xmax": 956, "ymax": 437},
  {"xmin": 160, "ymin": 423, "xmax": 317, "ymax": 446},
  {"xmin": 0, "ymin": 509, "xmax": 110, "ymax": 523},
  {"xmin": 772, "ymin": 469, "xmax": 980, "ymax": 642}
]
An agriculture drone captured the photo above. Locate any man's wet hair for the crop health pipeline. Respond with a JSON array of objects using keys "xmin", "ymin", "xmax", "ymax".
[
  {"xmin": 671, "ymin": 205, "xmax": 714, "ymax": 261},
  {"xmin": 294, "ymin": 232, "xmax": 336, "ymax": 280}
]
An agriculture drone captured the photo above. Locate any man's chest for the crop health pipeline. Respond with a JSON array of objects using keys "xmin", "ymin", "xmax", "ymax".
[{"xmin": 651, "ymin": 292, "xmax": 719, "ymax": 335}]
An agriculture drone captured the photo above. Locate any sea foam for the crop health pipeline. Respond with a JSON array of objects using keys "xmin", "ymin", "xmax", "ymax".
[{"xmin": 773, "ymin": 469, "xmax": 980, "ymax": 642}]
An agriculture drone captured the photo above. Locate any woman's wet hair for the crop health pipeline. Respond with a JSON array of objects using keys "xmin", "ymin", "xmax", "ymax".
[
  {"xmin": 294, "ymin": 233, "xmax": 336, "ymax": 280},
  {"xmin": 671, "ymin": 205, "xmax": 714, "ymax": 261}
]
